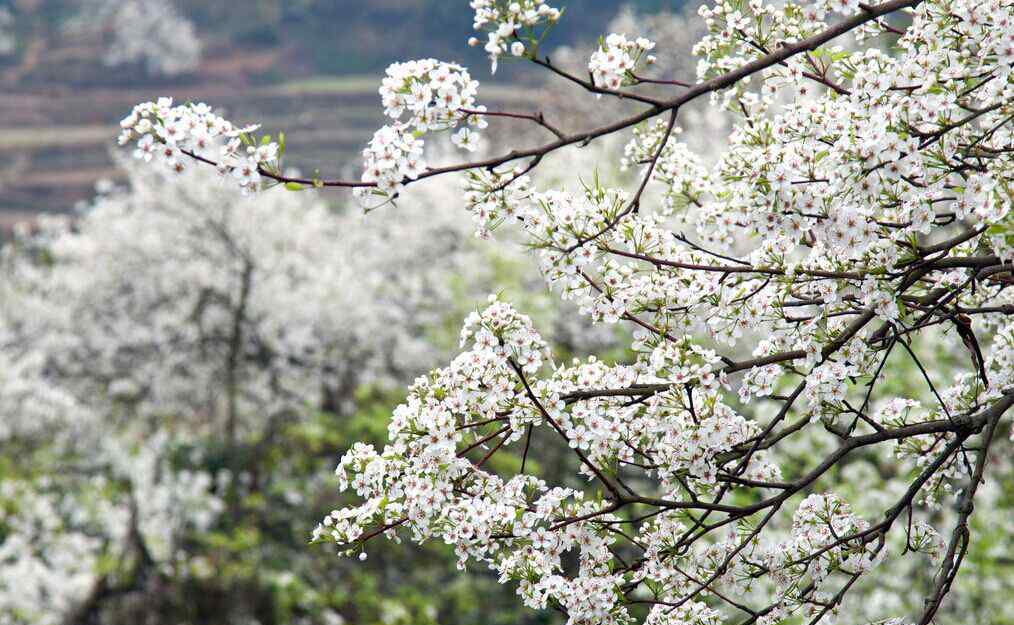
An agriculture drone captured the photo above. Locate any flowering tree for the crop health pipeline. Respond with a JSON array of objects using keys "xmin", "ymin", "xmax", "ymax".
[
  {"xmin": 115, "ymin": 1, "xmax": 1014, "ymax": 624},
  {"xmin": 93, "ymin": 0, "xmax": 202, "ymax": 76},
  {"xmin": 0, "ymin": 0, "xmax": 201, "ymax": 80},
  {"xmin": 0, "ymin": 157, "xmax": 601, "ymax": 625},
  {"xmin": 2, "ymin": 162, "xmax": 500, "ymax": 437}
]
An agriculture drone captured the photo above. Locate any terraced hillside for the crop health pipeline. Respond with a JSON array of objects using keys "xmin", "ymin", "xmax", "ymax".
[{"xmin": 0, "ymin": 76, "xmax": 533, "ymax": 228}]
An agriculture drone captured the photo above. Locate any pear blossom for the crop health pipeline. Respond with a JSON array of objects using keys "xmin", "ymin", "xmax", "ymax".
[
  {"xmin": 469, "ymin": 0, "xmax": 561, "ymax": 72},
  {"xmin": 589, "ymin": 32, "xmax": 656, "ymax": 90}
]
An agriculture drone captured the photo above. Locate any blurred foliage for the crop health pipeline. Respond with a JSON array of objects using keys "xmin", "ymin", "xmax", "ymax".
[{"xmin": 67, "ymin": 379, "xmax": 601, "ymax": 625}]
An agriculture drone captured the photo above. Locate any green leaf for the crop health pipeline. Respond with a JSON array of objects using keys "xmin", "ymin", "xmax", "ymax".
[{"xmin": 284, "ymin": 182, "xmax": 306, "ymax": 191}]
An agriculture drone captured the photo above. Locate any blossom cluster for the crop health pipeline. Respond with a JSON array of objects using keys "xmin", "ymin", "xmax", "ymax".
[
  {"xmin": 0, "ymin": 433, "xmax": 224, "ymax": 625},
  {"xmin": 589, "ymin": 32, "xmax": 656, "ymax": 90},
  {"xmin": 0, "ymin": 480, "xmax": 114, "ymax": 625},
  {"xmin": 356, "ymin": 125, "xmax": 426, "ymax": 197},
  {"xmin": 778, "ymin": 493, "xmax": 875, "ymax": 579},
  {"xmin": 622, "ymin": 118, "xmax": 711, "ymax": 218},
  {"xmin": 692, "ymin": 0, "xmax": 829, "ymax": 94},
  {"xmin": 317, "ymin": 297, "xmax": 554, "ymax": 547},
  {"xmin": 356, "ymin": 59, "xmax": 488, "ymax": 202},
  {"xmin": 380, "ymin": 59, "xmax": 484, "ymax": 136},
  {"xmin": 468, "ymin": 0, "xmax": 561, "ymax": 72},
  {"xmin": 65, "ymin": 0, "xmax": 202, "ymax": 76},
  {"xmin": 462, "ymin": 166, "xmax": 536, "ymax": 238},
  {"xmin": 119, "ymin": 98, "xmax": 278, "ymax": 193}
]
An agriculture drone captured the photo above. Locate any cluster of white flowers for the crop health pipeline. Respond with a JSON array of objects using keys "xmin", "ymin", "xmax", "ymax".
[
  {"xmin": 468, "ymin": 0, "xmax": 561, "ymax": 72},
  {"xmin": 0, "ymin": 431, "xmax": 224, "ymax": 625},
  {"xmin": 355, "ymin": 124, "xmax": 426, "ymax": 197},
  {"xmin": 0, "ymin": 347, "xmax": 83, "ymax": 442},
  {"xmin": 653, "ymin": 389, "xmax": 764, "ymax": 484},
  {"xmin": 622, "ymin": 119, "xmax": 710, "ymax": 218},
  {"xmin": 693, "ymin": 0, "xmax": 829, "ymax": 93},
  {"xmin": 119, "ymin": 98, "xmax": 278, "ymax": 193},
  {"xmin": 779, "ymin": 493, "xmax": 874, "ymax": 576},
  {"xmin": 589, "ymin": 33, "xmax": 656, "ymax": 90},
  {"xmin": 109, "ymin": 434, "xmax": 225, "ymax": 565},
  {"xmin": 355, "ymin": 59, "xmax": 490, "ymax": 201},
  {"xmin": 318, "ymin": 296, "xmax": 551, "ymax": 540},
  {"xmin": 0, "ymin": 480, "xmax": 115, "ymax": 625},
  {"xmin": 381, "ymin": 59, "xmax": 482, "ymax": 132},
  {"xmin": 763, "ymin": 494, "xmax": 884, "ymax": 622},
  {"xmin": 462, "ymin": 166, "xmax": 536, "ymax": 238},
  {"xmin": 464, "ymin": 177, "xmax": 654, "ymax": 323}
]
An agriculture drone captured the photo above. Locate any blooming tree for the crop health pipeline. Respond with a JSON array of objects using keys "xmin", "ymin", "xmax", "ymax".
[
  {"xmin": 116, "ymin": 0, "xmax": 1014, "ymax": 624},
  {"xmin": 61, "ymin": 0, "xmax": 202, "ymax": 76},
  {"xmin": 2, "ymin": 160, "xmax": 518, "ymax": 431},
  {"xmin": 99, "ymin": 0, "xmax": 201, "ymax": 76},
  {"xmin": 0, "ymin": 156, "xmax": 606, "ymax": 625}
]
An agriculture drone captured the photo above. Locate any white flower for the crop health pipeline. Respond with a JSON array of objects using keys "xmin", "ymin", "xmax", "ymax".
[
  {"xmin": 589, "ymin": 33, "xmax": 655, "ymax": 89},
  {"xmin": 469, "ymin": 0, "xmax": 561, "ymax": 71},
  {"xmin": 133, "ymin": 134, "xmax": 156, "ymax": 162},
  {"xmin": 452, "ymin": 128, "xmax": 481, "ymax": 152},
  {"xmin": 232, "ymin": 158, "xmax": 261, "ymax": 189}
]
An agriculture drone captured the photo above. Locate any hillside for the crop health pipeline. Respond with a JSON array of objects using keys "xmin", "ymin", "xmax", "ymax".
[{"xmin": 0, "ymin": 0, "xmax": 687, "ymax": 224}]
